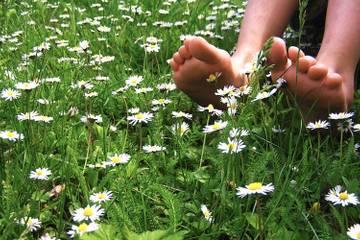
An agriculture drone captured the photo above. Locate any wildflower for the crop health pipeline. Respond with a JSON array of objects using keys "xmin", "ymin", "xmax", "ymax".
[
  {"xmin": 203, "ymin": 120, "xmax": 228, "ymax": 133},
  {"xmin": 354, "ymin": 124, "xmax": 360, "ymax": 132},
  {"xmin": 79, "ymin": 40, "xmax": 89, "ymax": 51},
  {"xmin": 1, "ymin": 88, "xmax": 21, "ymax": 101},
  {"xmin": 329, "ymin": 112, "xmax": 354, "ymax": 120},
  {"xmin": 151, "ymin": 98, "xmax": 172, "ymax": 106},
  {"xmin": 221, "ymin": 96, "xmax": 238, "ymax": 115},
  {"xmin": 127, "ymin": 112, "xmax": 153, "ymax": 125},
  {"xmin": 105, "ymin": 153, "xmax": 131, "ymax": 166},
  {"xmin": 325, "ymin": 185, "xmax": 359, "ymax": 207},
  {"xmin": 337, "ymin": 119, "xmax": 354, "ymax": 133},
  {"xmin": 29, "ymin": 168, "xmax": 52, "ymax": 180},
  {"xmin": 238, "ymin": 85, "xmax": 252, "ymax": 96},
  {"xmin": 200, "ymin": 204, "xmax": 214, "ymax": 223},
  {"xmin": 125, "ymin": 75, "xmax": 143, "ymax": 87},
  {"xmin": 39, "ymin": 233, "xmax": 58, "ymax": 240},
  {"xmin": 34, "ymin": 115, "xmax": 54, "ymax": 123},
  {"xmin": 171, "ymin": 111, "xmax": 192, "ymax": 120},
  {"xmin": 198, "ymin": 104, "xmax": 223, "ymax": 116},
  {"xmin": 90, "ymin": 191, "xmax": 113, "ymax": 203},
  {"xmin": 135, "ymin": 87, "xmax": 153, "ymax": 94},
  {"xmin": 15, "ymin": 81, "xmax": 39, "ymax": 90},
  {"xmin": 218, "ymin": 138, "xmax": 246, "ymax": 154},
  {"xmin": 17, "ymin": 111, "xmax": 39, "ymax": 121},
  {"xmin": 236, "ymin": 182, "xmax": 275, "ymax": 198},
  {"xmin": 143, "ymin": 145, "xmax": 166, "ymax": 153},
  {"xmin": 80, "ymin": 114, "xmax": 102, "ymax": 124},
  {"xmin": 206, "ymin": 72, "xmax": 222, "ymax": 83},
  {"xmin": 215, "ymin": 85, "xmax": 240, "ymax": 98},
  {"xmin": 347, "ymin": 224, "xmax": 360, "ymax": 240},
  {"xmin": 67, "ymin": 222, "xmax": 99, "ymax": 238},
  {"xmin": 252, "ymin": 89, "xmax": 277, "ymax": 102},
  {"xmin": 157, "ymin": 82, "xmax": 176, "ymax": 91},
  {"xmin": 97, "ymin": 26, "xmax": 111, "ymax": 32},
  {"xmin": 229, "ymin": 128, "xmax": 249, "ymax": 138},
  {"xmin": 306, "ymin": 120, "xmax": 330, "ymax": 130},
  {"xmin": 19, "ymin": 217, "xmax": 41, "ymax": 232},
  {"xmin": 72, "ymin": 205, "xmax": 104, "ymax": 222},
  {"xmin": 171, "ymin": 122, "xmax": 190, "ymax": 136},
  {"xmin": 0, "ymin": 130, "xmax": 24, "ymax": 141}
]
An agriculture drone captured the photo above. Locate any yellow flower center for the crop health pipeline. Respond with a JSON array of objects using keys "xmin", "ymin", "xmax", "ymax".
[
  {"xmin": 339, "ymin": 192, "xmax": 349, "ymax": 200},
  {"xmin": 158, "ymin": 99, "xmax": 165, "ymax": 104},
  {"xmin": 356, "ymin": 232, "xmax": 360, "ymax": 239},
  {"xmin": 228, "ymin": 143, "xmax": 236, "ymax": 151},
  {"xmin": 24, "ymin": 83, "xmax": 30, "ymax": 88},
  {"xmin": 207, "ymin": 104, "xmax": 214, "ymax": 112},
  {"xmin": 208, "ymin": 74, "xmax": 216, "ymax": 82},
  {"xmin": 83, "ymin": 207, "xmax": 94, "ymax": 217},
  {"xmin": 78, "ymin": 223, "xmax": 88, "ymax": 232},
  {"xmin": 247, "ymin": 182, "xmax": 263, "ymax": 191},
  {"xmin": 130, "ymin": 79, "xmax": 137, "ymax": 84},
  {"xmin": 36, "ymin": 170, "xmax": 44, "ymax": 176},
  {"xmin": 314, "ymin": 122, "xmax": 322, "ymax": 128},
  {"xmin": 7, "ymin": 91, "xmax": 15, "ymax": 96},
  {"xmin": 111, "ymin": 156, "xmax": 121, "ymax": 163},
  {"xmin": 203, "ymin": 210, "xmax": 210, "ymax": 218},
  {"xmin": 212, "ymin": 122, "xmax": 221, "ymax": 130},
  {"xmin": 98, "ymin": 193, "xmax": 106, "ymax": 199},
  {"xmin": 6, "ymin": 131, "xmax": 15, "ymax": 138},
  {"xmin": 135, "ymin": 113, "xmax": 144, "ymax": 120},
  {"xmin": 239, "ymin": 85, "xmax": 246, "ymax": 91},
  {"xmin": 27, "ymin": 219, "xmax": 33, "ymax": 225}
]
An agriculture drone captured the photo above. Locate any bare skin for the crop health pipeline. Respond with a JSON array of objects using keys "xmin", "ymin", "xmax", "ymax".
[{"xmin": 171, "ymin": 0, "xmax": 360, "ymax": 120}]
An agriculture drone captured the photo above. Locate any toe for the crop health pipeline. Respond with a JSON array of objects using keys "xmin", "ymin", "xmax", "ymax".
[
  {"xmin": 288, "ymin": 46, "xmax": 305, "ymax": 63},
  {"xmin": 173, "ymin": 52, "xmax": 185, "ymax": 64},
  {"xmin": 179, "ymin": 46, "xmax": 191, "ymax": 59},
  {"xmin": 267, "ymin": 37, "xmax": 288, "ymax": 70},
  {"xmin": 184, "ymin": 37, "xmax": 193, "ymax": 51},
  {"xmin": 170, "ymin": 59, "xmax": 179, "ymax": 71},
  {"xmin": 298, "ymin": 56, "xmax": 316, "ymax": 73},
  {"xmin": 308, "ymin": 63, "xmax": 328, "ymax": 80},
  {"xmin": 189, "ymin": 36, "xmax": 228, "ymax": 64},
  {"xmin": 324, "ymin": 72, "xmax": 342, "ymax": 89}
]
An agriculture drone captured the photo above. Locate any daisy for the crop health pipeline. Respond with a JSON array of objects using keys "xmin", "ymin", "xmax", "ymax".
[
  {"xmin": 67, "ymin": 222, "xmax": 99, "ymax": 238},
  {"xmin": 206, "ymin": 72, "xmax": 222, "ymax": 83},
  {"xmin": 215, "ymin": 85, "xmax": 240, "ymax": 98},
  {"xmin": 125, "ymin": 75, "xmax": 143, "ymax": 87},
  {"xmin": 171, "ymin": 122, "xmax": 190, "ymax": 136},
  {"xmin": 34, "ymin": 115, "xmax": 54, "ymax": 123},
  {"xmin": 97, "ymin": 26, "xmax": 111, "ymax": 32},
  {"xmin": 337, "ymin": 119, "xmax": 354, "ymax": 133},
  {"xmin": 203, "ymin": 120, "xmax": 228, "ymax": 133},
  {"xmin": 39, "ymin": 233, "xmax": 58, "ymax": 240},
  {"xmin": 306, "ymin": 120, "xmax": 330, "ymax": 130},
  {"xmin": 325, "ymin": 185, "xmax": 359, "ymax": 207},
  {"xmin": 221, "ymin": 96, "xmax": 238, "ymax": 115},
  {"xmin": 90, "ymin": 190, "xmax": 113, "ymax": 203},
  {"xmin": 105, "ymin": 153, "xmax": 131, "ymax": 166},
  {"xmin": 171, "ymin": 111, "xmax": 192, "ymax": 120},
  {"xmin": 200, "ymin": 204, "xmax": 214, "ymax": 223},
  {"xmin": 17, "ymin": 111, "xmax": 39, "ymax": 121},
  {"xmin": 29, "ymin": 168, "xmax": 52, "ymax": 180},
  {"xmin": 218, "ymin": 138, "xmax": 246, "ymax": 154},
  {"xmin": 151, "ymin": 98, "xmax": 172, "ymax": 106},
  {"xmin": 72, "ymin": 205, "xmax": 104, "ymax": 222},
  {"xmin": 157, "ymin": 82, "xmax": 176, "ymax": 91},
  {"xmin": 329, "ymin": 112, "xmax": 354, "ymax": 120},
  {"xmin": 127, "ymin": 112, "xmax": 153, "ymax": 125},
  {"xmin": 143, "ymin": 145, "xmax": 166, "ymax": 153},
  {"xmin": 19, "ymin": 217, "xmax": 41, "ymax": 232},
  {"xmin": 15, "ymin": 81, "xmax": 39, "ymax": 90},
  {"xmin": 236, "ymin": 182, "xmax": 275, "ymax": 198},
  {"xmin": 238, "ymin": 84, "xmax": 252, "ymax": 96},
  {"xmin": 1, "ymin": 88, "xmax": 21, "ymax": 101},
  {"xmin": 0, "ymin": 130, "xmax": 24, "ymax": 141},
  {"xmin": 251, "ymin": 89, "xmax": 277, "ymax": 102},
  {"xmin": 128, "ymin": 108, "xmax": 140, "ymax": 114},
  {"xmin": 347, "ymin": 224, "xmax": 360, "ymax": 240},
  {"xmin": 229, "ymin": 128, "xmax": 249, "ymax": 138},
  {"xmin": 80, "ymin": 114, "xmax": 103, "ymax": 124},
  {"xmin": 353, "ymin": 124, "xmax": 360, "ymax": 132},
  {"xmin": 198, "ymin": 104, "xmax": 223, "ymax": 116}
]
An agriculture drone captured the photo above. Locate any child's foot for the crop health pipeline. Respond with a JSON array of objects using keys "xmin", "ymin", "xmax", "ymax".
[
  {"xmin": 268, "ymin": 37, "xmax": 354, "ymax": 121},
  {"xmin": 171, "ymin": 37, "xmax": 249, "ymax": 108}
]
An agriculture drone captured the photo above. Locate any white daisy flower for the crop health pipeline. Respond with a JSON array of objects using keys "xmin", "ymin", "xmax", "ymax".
[
  {"xmin": 215, "ymin": 85, "xmax": 240, "ymax": 98},
  {"xmin": 1, "ymin": 88, "xmax": 21, "ymax": 101},
  {"xmin": 80, "ymin": 114, "xmax": 103, "ymax": 124},
  {"xmin": 200, "ymin": 204, "xmax": 214, "ymax": 223},
  {"xmin": 67, "ymin": 222, "xmax": 99, "ymax": 238},
  {"xmin": 17, "ymin": 111, "xmax": 39, "ymax": 121},
  {"xmin": 72, "ymin": 205, "xmax": 104, "ymax": 222},
  {"xmin": 39, "ymin": 233, "xmax": 58, "ymax": 240},
  {"xmin": 19, "ymin": 217, "xmax": 41, "ymax": 232},
  {"xmin": 347, "ymin": 223, "xmax": 360, "ymax": 240},
  {"xmin": 251, "ymin": 89, "xmax": 277, "ymax": 102},
  {"xmin": 151, "ymin": 98, "xmax": 172, "ymax": 106},
  {"xmin": 127, "ymin": 112, "xmax": 153, "ymax": 125},
  {"xmin": 79, "ymin": 40, "xmax": 89, "ymax": 50},
  {"xmin": 171, "ymin": 111, "xmax": 192, "ymax": 120},
  {"xmin": 125, "ymin": 75, "xmax": 143, "ymax": 87},
  {"xmin": 15, "ymin": 81, "xmax": 40, "ymax": 90},
  {"xmin": 236, "ymin": 182, "xmax": 275, "ymax": 198},
  {"xmin": 171, "ymin": 122, "xmax": 190, "ymax": 136},
  {"xmin": 238, "ymin": 85, "xmax": 252, "ymax": 96},
  {"xmin": 325, "ymin": 185, "xmax": 359, "ymax": 207},
  {"xmin": 337, "ymin": 119, "xmax": 354, "ymax": 133},
  {"xmin": 198, "ymin": 104, "xmax": 223, "ymax": 116},
  {"xmin": 90, "ymin": 190, "xmax": 113, "ymax": 203},
  {"xmin": 218, "ymin": 138, "xmax": 246, "ymax": 154},
  {"xmin": 0, "ymin": 130, "xmax": 24, "ymax": 141},
  {"xmin": 29, "ymin": 168, "xmax": 52, "ymax": 180},
  {"xmin": 306, "ymin": 120, "xmax": 330, "ymax": 130},
  {"xmin": 229, "ymin": 128, "xmax": 249, "ymax": 138},
  {"xmin": 105, "ymin": 153, "xmax": 131, "ymax": 166},
  {"xmin": 157, "ymin": 82, "xmax": 176, "ymax": 91},
  {"xmin": 221, "ymin": 96, "xmax": 238, "ymax": 115},
  {"xmin": 135, "ymin": 87, "xmax": 153, "ymax": 94},
  {"xmin": 353, "ymin": 124, "xmax": 360, "ymax": 132},
  {"xmin": 206, "ymin": 72, "xmax": 222, "ymax": 83},
  {"xmin": 329, "ymin": 112, "xmax": 354, "ymax": 120},
  {"xmin": 34, "ymin": 115, "xmax": 54, "ymax": 123},
  {"xmin": 97, "ymin": 26, "xmax": 111, "ymax": 32},
  {"xmin": 143, "ymin": 145, "xmax": 166, "ymax": 153},
  {"xmin": 128, "ymin": 108, "xmax": 140, "ymax": 114},
  {"xmin": 203, "ymin": 120, "xmax": 228, "ymax": 133}
]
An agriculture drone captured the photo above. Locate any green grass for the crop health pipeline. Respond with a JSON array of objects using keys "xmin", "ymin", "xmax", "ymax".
[{"xmin": 0, "ymin": 0, "xmax": 359, "ymax": 239}]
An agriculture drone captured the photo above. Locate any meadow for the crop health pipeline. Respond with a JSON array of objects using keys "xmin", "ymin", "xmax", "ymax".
[{"xmin": 0, "ymin": 0, "xmax": 360, "ymax": 239}]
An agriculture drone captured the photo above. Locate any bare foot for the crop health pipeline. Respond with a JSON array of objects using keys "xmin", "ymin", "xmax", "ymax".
[
  {"xmin": 268, "ymin": 37, "xmax": 354, "ymax": 121},
  {"xmin": 171, "ymin": 37, "xmax": 248, "ymax": 108}
]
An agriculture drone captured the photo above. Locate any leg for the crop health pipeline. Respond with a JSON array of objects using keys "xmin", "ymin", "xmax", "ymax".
[
  {"xmin": 270, "ymin": 0, "xmax": 360, "ymax": 120},
  {"xmin": 171, "ymin": 0, "xmax": 298, "ymax": 108}
]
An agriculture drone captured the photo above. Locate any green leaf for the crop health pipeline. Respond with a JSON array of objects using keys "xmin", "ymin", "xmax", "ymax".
[
  {"xmin": 244, "ymin": 212, "xmax": 260, "ymax": 230},
  {"xmin": 80, "ymin": 224, "xmax": 120, "ymax": 240},
  {"xmin": 122, "ymin": 227, "xmax": 187, "ymax": 240}
]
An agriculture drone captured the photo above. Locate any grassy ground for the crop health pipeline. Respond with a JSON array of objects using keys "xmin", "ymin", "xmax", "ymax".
[{"xmin": 0, "ymin": 0, "xmax": 359, "ymax": 239}]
